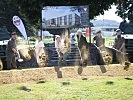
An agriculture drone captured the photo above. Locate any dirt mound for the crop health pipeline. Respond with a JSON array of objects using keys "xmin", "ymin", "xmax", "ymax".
[
  {"xmin": 101, "ymin": 51, "xmax": 112, "ymax": 65},
  {"xmin": 0, "ymin": 64, "xmax": 133, "ymax": 84},
  {"xmin": 17, "ymin": 47, "xmax": 49, "ymax": 68}
]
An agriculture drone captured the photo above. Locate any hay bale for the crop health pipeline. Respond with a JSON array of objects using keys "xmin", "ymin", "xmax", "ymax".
[
  {"xmin": 17, "ymin": 47, "xmax": 49, "ymax": 68},
  {"xmin": 19, "ymin": 48, "xmax": 31, "ymax": 61},
  {"xmin": 28, "ymin": 47, "xmax": 36, "ymax": 57},
  {"xmin": 101, "ymin": 51, "xmax": 112, "ymax": 65},
  {"xmin": 39, "ymin": 54, "xmax": 48, "ymax": 67},
  {"xmin": 124, "ymin": 61, "xmax": 131, "ymax": 71},
  {"xmin": 38, "ymin": 48, "xmax": 49, "ymax": 67},
  {"xmin": 17, "ymin": 48, "xmax": 38, "ymax": 68}
]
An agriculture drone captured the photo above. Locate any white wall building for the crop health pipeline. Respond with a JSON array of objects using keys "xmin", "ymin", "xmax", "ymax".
[{"xmin": 45, "ymin": 13, "xmax": 81, "ymax": 27}]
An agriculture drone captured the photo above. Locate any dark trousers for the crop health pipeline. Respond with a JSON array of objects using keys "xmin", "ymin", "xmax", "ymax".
[
  {"xmin": 80, "ymin": 46, "xmax": 88, "ymax": 65},
  {"xmin": 58, "ymin": 52, "xmax": 67, "ymax": 67},
  {"xmin": 116, "ymin": 48, "xmax": 126, "ymax": 64},
  {"xmin": 116, "ymin": 52, "xmax": 125, "ymax": 64},
  {"xmin": 6, "ymin": 54, "xmax": 16, "ymax": 69}
]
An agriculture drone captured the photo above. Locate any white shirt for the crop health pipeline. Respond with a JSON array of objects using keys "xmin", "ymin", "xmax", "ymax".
[
  {"xmin": 55, "ymin": 38, "xmax": 68, "ymax": 55},
  {"xmin": 71, "ymin": 37, "xmax": 75, "ymax": 44},
  {"xmin": 35, "ymin": 40, "xmax": 45, "ymax": 56}
]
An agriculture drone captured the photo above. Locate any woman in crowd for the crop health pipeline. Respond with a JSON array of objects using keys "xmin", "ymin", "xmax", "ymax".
[
  {"xmin": 55, "ymin": 34, "xmax": 70, "ymax": 67},
  {"xmin": 35, "ymin": 36, "xmax": 45, "ymax": 65},
  {"xmin": 77, "ymin": 30, "xmax": 88, "ymax": 66}
]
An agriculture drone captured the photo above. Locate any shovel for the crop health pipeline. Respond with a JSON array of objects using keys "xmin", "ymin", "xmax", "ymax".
[
  {"xmin": 17, "ymin": 50, "xmax": 24, "ymax": 62},
  {"xmin": 112, "ymin": 48, "xmax": 128, "ymax": 55},
  {"xmin": 18, "ymin": 58, "xmax": 24, "ymax": 62},
  {"xmin": 77, "ymin": 47, "xmax": 83, "ymax": 62}
]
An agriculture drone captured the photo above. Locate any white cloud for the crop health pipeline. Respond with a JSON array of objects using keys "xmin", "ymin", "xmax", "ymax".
[{"xmin": 95, "ymin": 5, "xmax": 123, "ymax": 23}]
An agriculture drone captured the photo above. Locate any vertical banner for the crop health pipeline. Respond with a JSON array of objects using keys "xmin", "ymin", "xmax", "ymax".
[{"xmin": 13, "ymin": 16, "xmax": 28, "ymax": 40}]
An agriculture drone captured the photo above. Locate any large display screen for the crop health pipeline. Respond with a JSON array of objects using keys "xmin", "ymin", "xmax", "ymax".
[{"xmin": 42, "ymin": 6, "xmax": 89, "ymax": 29}]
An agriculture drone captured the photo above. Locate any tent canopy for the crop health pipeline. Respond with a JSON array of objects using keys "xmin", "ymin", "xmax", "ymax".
[{"xmin": 42, "ymin": 31, "xmax": 53, "ymax": 37}]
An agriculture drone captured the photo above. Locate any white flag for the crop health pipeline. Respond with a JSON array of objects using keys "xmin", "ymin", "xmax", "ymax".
[{"xmin": 13, "ymin": 16, "xmax": 28, "ymax": 40}]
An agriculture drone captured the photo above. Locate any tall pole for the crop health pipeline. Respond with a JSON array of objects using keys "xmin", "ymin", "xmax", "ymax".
[
  {"xmin": 41, "ymin": 7, "xmax": 43, "ymax": 39},
  {"xmin": 88, "ymin": 5, "xmax": 91, "ymax": 43}
]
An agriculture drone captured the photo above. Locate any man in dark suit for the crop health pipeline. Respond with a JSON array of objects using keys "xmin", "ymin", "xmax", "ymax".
[
  {"xmin": 6, "ymin": 32, "xmax": 18, "ymax": 70},
  {"xmin": 77, "ymin": 30, "xmax": 88, "ymax": 66}
]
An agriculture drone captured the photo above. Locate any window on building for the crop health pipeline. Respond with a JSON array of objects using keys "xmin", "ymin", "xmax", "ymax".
[
  {"xmin": 57, "ymin": 17, "xmax": 60, "ymax": 26},
  {"xmin": 51, "ymin": 18, "xmax": 56, "ymax": 25},
  {"xmin": 64, "ymin": 15, "xmax": 67, "ymax": 25},
  {"xmin": 46, "ymin": 20, "xmax": 50, "ymax": 25},
  {"xmin": 60, "ymin": 17, "xmax": 62, "ymax": 25},
  {"xmin": 68, "ymin": 14, "xmax": 72, "ymax": 25},
  {"xmin": 75, "ymin": 14, "xmax": 80, "ymax": 25}
]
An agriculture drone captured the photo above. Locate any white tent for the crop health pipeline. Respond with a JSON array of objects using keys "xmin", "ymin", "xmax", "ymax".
[{"xmin": 42, "ymin": 31, "xmax": 53, "ymax": 37}]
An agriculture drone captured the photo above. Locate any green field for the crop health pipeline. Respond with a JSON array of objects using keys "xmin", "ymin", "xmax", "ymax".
[
  {"xmin": 26, "ymin": 35, "xmax": 115, "ymax": 48},
  {"xmin": 104, "ymin": 36, "xmax": 115, "ymax": 47},
  {"xmin": 0, "ymin": 76, "xmax": 133, "ymax": 100}
]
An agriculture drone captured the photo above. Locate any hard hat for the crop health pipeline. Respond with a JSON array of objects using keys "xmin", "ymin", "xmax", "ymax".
[
  {"xmin": 55, "ymin": 35, "xmax": 60, "ymax": 38},
  {"xmin": 95, "ymin": 29, "xmax": 102, "ymax": 34},
  {"xmin": 77, "ymin": 29, "xmax": 82, "ymax": 33},
  {"xmin": 115, "ymin": 29, "xmax": 121, "ymax": 33}
]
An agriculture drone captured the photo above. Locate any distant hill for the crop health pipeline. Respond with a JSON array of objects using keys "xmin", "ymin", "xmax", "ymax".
[{"xmin": 91, "ymin": 19, "xmax": 120, "ymax": 27}]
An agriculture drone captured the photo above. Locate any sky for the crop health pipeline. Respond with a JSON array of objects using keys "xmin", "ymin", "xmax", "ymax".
[
  {"xmin": 42, "ymin": 6, "xmax": 80, "ymax": 20},
  {"xmin": 95, "ymin": 5, "xmax": 123, "ymax": 23}
]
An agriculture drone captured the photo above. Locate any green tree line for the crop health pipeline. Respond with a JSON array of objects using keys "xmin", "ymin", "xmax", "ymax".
[{"xmin": 0, "ymin": 0, "xmax": 132, "ymax": 35}]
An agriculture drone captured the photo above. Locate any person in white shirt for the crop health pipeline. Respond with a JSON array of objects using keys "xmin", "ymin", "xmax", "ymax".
[
  {"xmin": 35, "ymin": 36, "xmax": 45, "ymax": 65},
  {"xmin": 55, "ymin": 35, "xmax": 69, "ymax": 67},
  {"xmin": 71, "ymin": 35, "xmax": 76, "ymax": 46}
]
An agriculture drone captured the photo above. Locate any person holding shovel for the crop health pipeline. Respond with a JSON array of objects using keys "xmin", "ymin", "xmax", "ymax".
[
  {"xmin": 35, "ymin": 36, "xmax": 45, "ymax": 66},
  {"xmin": 77, "ymin": 30, "xmax": 88, "ymax": 66},
  {"xmin": 55, "ymin": 35, "xmax": 69, "ymax": 67},
  {"xmin": 6, "ymin": 32, "xmax": 18, "ymax": 70},
  {"xmin": 113, "ymin": 29, "xmax": 125, "ymax": 64},
  {"xmin": 93, "ymin": 29, "xmax": 105, "ymax": 50}
]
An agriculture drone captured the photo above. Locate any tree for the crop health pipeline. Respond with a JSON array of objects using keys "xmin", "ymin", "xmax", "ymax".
[
  {"xmin": 11, "ymin": 0, "xmax": 117, "ymax": 27},
  {"xmin": 3, "ymin": 0, "xmax": 132, "ymax": 29},
  {"xmin": 0, "ymin": 1, "xmax": 20, "ymax": 32},
  {"xmin": 0, "ymin": 0, "xmax": 35, "ymax": 36},
  {"xmin": 116, "ymin": 0, "xmax": 133, "ymax": 19}
]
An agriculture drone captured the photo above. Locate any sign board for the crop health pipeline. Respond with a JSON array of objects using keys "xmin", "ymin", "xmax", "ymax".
[{"xmin": 42, "ymin": 5, "xmax": 89, "ymax": 29}]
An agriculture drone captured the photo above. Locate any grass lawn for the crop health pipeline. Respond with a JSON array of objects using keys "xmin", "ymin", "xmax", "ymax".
[
  {"xmin": 104, "ymin": 36, "xmax": 115, "ymax": 47},
  {"xmin": 87, "ymin": 36, "xmax": 115, "ymax": 47},
  {"xmin": 0, "ymin": 76, "xmax": 133, "ymax": 100}
]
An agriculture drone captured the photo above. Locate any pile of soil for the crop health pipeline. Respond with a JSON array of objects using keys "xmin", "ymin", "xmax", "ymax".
[
  {"xmin": 17, "ymin": 47, "xmax": 49, "ymax": 68},
  {"xmin": 101, "ymin": 51, "xmax": 112, "ymax": 65},
  {"xmin": 0, "ymin": 64, "xmax": 133, "ymax": 84}
]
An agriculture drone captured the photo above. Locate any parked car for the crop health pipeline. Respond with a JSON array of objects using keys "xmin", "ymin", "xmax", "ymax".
[{"xmin": 0, "ymin": 27, "xmax": 10, "ymax": 70}]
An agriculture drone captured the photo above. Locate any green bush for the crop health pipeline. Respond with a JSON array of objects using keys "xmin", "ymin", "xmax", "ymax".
[{"xmin": 29, "ymin": 36, "xmax": 36, "ymax": 42}]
